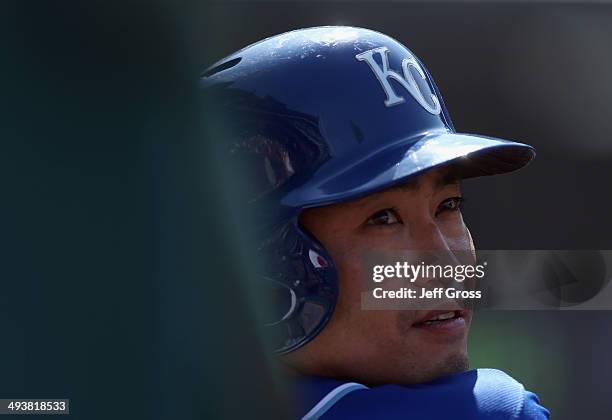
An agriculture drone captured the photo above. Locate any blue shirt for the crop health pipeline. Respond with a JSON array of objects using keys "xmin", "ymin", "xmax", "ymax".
[{"xmin": 292, "ymin": 368, "xmax": 550, "ymax": 419}]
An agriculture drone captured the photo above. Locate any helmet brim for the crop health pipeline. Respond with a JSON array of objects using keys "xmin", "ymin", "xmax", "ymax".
[{"xmin": 281, "ymin": 132, "xmax": 535, "ymax": 208}]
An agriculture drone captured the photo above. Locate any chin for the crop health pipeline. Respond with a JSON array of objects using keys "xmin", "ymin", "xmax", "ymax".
[
  {"xmin": 394, "ymin": 357, "xmax": 469, "ymax": 385},
  {"xmin": 398, "ymin": 345, "xmax": 470, "ymax": 385},
  {"xmin": 420, "ymin": 350, "xmax": 469, "ymax": 380},
  {"xmin": 434, "ymin": 351, "xmax": 470, "ymax": 377},
  {"xmin": 356, "ymin": 347, "xmax": 469, "ymax": 386}
]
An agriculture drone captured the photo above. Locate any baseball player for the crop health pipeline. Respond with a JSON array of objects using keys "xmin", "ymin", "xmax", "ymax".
[{"xmin": 202, "ymin": 26, "xmax": 550, "ymax": 419}]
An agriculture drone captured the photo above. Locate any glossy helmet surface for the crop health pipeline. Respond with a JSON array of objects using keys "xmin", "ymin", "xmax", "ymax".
[{"xmin": 201, "ymin": 26, "xmax": 534, "ymax": 353}]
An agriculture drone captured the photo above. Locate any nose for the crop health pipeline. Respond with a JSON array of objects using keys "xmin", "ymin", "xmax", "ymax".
[
  {"xmin": 406, "ymin": 219, "xmax": 467, "ymax": 292},
  {"xmin": 409, "ymin": 219, "xmax": 453, "ymax": 252},
  {"xmin": 405, "ymin": 218, "xmax": 467, "ymax": 266}
]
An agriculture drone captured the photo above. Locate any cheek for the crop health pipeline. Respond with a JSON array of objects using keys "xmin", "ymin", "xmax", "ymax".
[
  {"xmin": 331, "ymin": 244, "xmax": 418, "ymax": 329},
  {"xmin": 326, "ymin": 244, "xmax": 385, "ymax": 329},
  {"xmin": 440, "ymin": 214, "xmax": 474, "ymax": 251},
  {"xmin": 332, "ymin": 250, "xmax": 365, "ymax": 308}
]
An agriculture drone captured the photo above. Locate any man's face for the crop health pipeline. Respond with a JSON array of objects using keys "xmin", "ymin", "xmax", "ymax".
[{"xmin": 284, "ymin": 167, "xmax": 475, "ymax": 385}]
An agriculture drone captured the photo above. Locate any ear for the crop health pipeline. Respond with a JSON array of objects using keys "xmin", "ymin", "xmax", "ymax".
[{"xmin": 466, "ymin": 226, "xmax": 476, "ymax": 262}]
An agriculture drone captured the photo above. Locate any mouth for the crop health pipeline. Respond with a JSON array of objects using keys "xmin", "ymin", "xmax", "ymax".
[{"xmin": 411, "ymin": 310, "xmax": 470, "ymax": 336}]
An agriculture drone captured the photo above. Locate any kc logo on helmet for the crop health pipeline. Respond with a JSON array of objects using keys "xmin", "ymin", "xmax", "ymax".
[{"xmin": 356, "ymin": 46, "xmax": 441, "ymax": 115}]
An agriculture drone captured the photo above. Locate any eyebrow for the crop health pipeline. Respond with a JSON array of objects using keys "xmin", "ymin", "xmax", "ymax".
[
  {"xmin": 345, "ymin": 169, "xmax": 461, "ymax": 211},
  {"xmin": 390, "ymin": 170, "xmax": 460, "ymax": 193}
]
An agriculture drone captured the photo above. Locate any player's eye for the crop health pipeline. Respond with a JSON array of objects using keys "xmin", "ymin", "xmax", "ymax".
[
  {"xmin": 436, "ymin": 196, "xmax": 464, "ymax": 216},
  {"xmin": 366, "ymin": 208, "xmax": 402, "ymax": 226}
]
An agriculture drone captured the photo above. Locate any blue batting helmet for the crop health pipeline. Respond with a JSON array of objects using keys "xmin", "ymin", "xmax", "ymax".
[{"xmin": 201, "ymin": 26, "xmax": 534, "ymax": 354}]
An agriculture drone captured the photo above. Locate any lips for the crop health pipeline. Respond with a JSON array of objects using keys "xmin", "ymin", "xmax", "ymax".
[{"xmin": 412, "ymin": 309, "xmax": 469, "ymax": 327}]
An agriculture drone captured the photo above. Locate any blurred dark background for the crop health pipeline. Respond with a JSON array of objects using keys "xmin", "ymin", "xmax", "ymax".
[{"xmin": 2, "ymin": 1, "xmax": 611, "ymax": 419}]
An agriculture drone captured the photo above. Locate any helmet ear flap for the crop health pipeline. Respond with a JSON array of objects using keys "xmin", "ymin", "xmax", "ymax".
[{"xmin": 261, "ymin": 219, "xmax": 338, "ymax": 354}]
